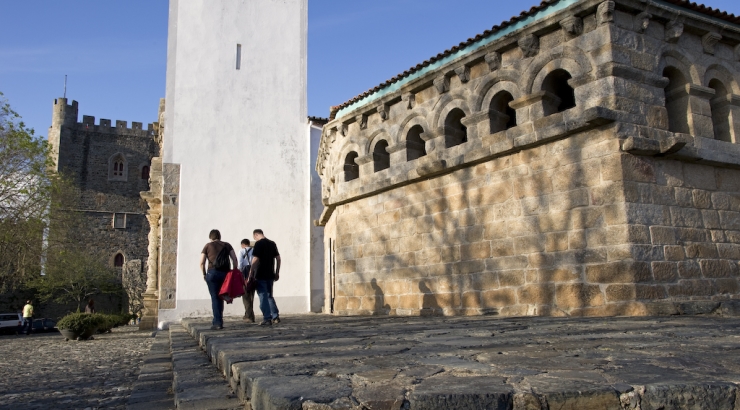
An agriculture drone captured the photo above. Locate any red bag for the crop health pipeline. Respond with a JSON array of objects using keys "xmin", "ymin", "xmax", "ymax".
[{"xmin": 219, "ymin": 269, "xmax": 246, "ymax": 303}]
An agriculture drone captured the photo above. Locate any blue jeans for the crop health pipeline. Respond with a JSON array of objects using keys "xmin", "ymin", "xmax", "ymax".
[
  {"xmin": 205, "ymin": 269, "xmax": 228, "ymax": 326},
  {"xmin": 256, "ymin": 280, "xmax": 279, "ymax": 322}
]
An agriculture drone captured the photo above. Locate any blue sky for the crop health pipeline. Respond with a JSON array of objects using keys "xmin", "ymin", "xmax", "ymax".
[{"xmin": 1, "ymin": 0, "xmax": 739, "ymax": 136}]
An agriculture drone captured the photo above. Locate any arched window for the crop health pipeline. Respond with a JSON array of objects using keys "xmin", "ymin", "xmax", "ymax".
[
  {"xmin": 114, "ymin": 253, "xmax": 124, "ymax": 268},
  {"xmin": 489, "ymin": 91, "xmax": 517, "ymax": 134},
  {"xmin": 113, "ymin": 160, "xmax": 124, "ymax": 177},
  {"xmin": 444, "ymin": 108, "xmax": 467, "ymax": 148},
  {"xmin": 708, "ymin": 79, "xmax": 732, "ymax": 142},
  {"xmin": 108, "ymin": 153, "xmax": 128, "ymax": 181},
  {"xmin": 406, "ymin": 125, "xmax": 426, "ymax": 161},
  {"xmin": 663, "ymin": 66, "xmax": 690, "ymax": 134},
  {"xmin": 344, "ymin": 152, "xmax": 359, "ymax": 182},
  {"xmin": 542, "ymin": 69, "xmax": 576, "ymax": 116},
  {"xmin": 373, "ymin": 140, "xmax": 390, "ymax": 172},
  {"xmin": 141, "ymin": 165, "xmax": 150, "ymax": 180}
]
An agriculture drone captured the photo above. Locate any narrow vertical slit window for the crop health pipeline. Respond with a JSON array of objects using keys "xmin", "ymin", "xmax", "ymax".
[{"xmin": 236, "ymin": 44, "xmax": 242, "ymax": 70}]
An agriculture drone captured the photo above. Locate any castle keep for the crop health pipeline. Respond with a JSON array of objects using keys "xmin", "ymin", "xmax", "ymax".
[
  {"xmin": 48, "ymin": 98, "xmax": 159, "ymax": 284},
  {"xmin": 317, "ymin": 0, "xmax": 740, "ymax": 317}
]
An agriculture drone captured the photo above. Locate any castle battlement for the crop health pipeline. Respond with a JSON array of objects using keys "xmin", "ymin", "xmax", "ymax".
[
  {"xmin": 77, "ymin": 114, "xmax": 155, "ymax": 137},
  {"xmin": 51, "ymin": 97, "xmax": 155, "ymax": 137}
]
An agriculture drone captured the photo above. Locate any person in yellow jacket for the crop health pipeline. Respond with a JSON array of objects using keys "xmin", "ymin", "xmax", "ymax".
[{"xmin": 21, "ymin": 300, "xmax": 33, "ymax": 335}]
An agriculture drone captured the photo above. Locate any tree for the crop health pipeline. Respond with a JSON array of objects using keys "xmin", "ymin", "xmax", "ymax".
[
  {"xmin": 29, "ymin": 248, "xmax": 122, "ymax": 312},
  {"xmin": 0, "ymin": 92, "xmax": 55, "ymax": 290}
]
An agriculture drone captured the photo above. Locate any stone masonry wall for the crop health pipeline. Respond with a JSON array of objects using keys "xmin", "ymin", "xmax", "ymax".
[
  {"xmin": 49, "ymin": 99, "xmax": 159, "ymax": 276},
  {"xmin": 317, "ymin": 0, "xmax": 740, "ymax": 317}
]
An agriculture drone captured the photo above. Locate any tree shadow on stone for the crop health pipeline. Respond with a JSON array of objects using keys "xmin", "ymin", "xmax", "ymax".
[{"xmin": 370, "ymin": 278, "xmax": 390, "ymax": 315}]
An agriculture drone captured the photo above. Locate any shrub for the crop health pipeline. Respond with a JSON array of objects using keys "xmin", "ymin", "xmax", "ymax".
[{"xmin": 57, "ymin": 312, "xmax": 106, "ymax": 334}]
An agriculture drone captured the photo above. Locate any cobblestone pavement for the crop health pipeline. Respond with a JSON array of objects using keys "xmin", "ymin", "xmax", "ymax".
[{"xmin": 0, "ymin": 326, "xmax": 154, "ymax": 410}]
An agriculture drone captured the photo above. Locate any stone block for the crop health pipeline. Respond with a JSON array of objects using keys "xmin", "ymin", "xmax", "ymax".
[
  {"xmin": 674, "ymin": 187, "xmax": 694, "ymax": 207},
  {"xmin": 605, "ymin": 284, "xmax": 636, "ymax": 301},
  {"xmin": 677, "ymin": 260, "xmax": 702, "ymax": 279},
  {"xmin": 456, "ymin": 260, "xmax": 487, "ymax": 275},
  {"xmin": 506, "ymin": 217, "xmax": 539, "ymax": 237},
  {"xmin": 641, "ymin": 383, "xmax": 736, "ymax": 410},
  {"xmin": 389, "ymin": 219, "xmax": 417, "ymax": 239},
  {"xmin": 683, "ymin": 163, "xmax": 718, "ymax": 190},
  {"xmin": 621, "ymin": 154, "xmax": 656, "ymax": 183},
  {"xmin": 667, "ymin": 280, "xmax": 716, "ymax": 297},
  {"xmin": 551, "ymin": 161, "xmax": 602, "ymax": 191},
  {"xmin": 585, "ymin": 261, "xmax": 652, "ymax": 283},
  {"xmin": 590, "ymin": 183, "xmax": 626, "ymax": 206},
  {"xmin": 718, "ymin": 243, "xmax": 740, "ymax": 259},
  {"xmin": 481, "ymin": 288, "xmax": 517, "ymax": 308},
  {"xmin": 491, "ymin": 239, "xmax": 515, "ymax": 257},
  {"xmin": 517, "ymin": 284, "xmax": 554, "ymax": 305},
  {"xmin": 685, "ymin": 243, "xmax": 718, "ymax": 259},
  {"xmin": 514, "ymin": 176, "xmax": 552, "ymax": 199},
  {"xmin": 545, "ymin": 232, "xmax": 569, "ymax": 252},
  {"xmin": 472, "ymin": 272, "xmax": 500, "ymax": 291},
  {"xmin": 377, "ymin": 210, "xmax": 401, "ymax": 226},
  {"xmin": 498, "ymin": 270, "xmax": 526, "ymax": 287},
  {"xmin": 720, "ymin": 211, "xmax": 740, "ymax": 230},
  {"xmin": 700, "ymin": 259, "xmax": 736, "ymax": 278},
  {"xmin": 571, "ymin": 207, "xmax": 606, "ymax": 229},
  {"xmin": 555, "ymin": 283, "xmax": 605, "ymax": 309},
  {"xmin": 461, "ymin": 291, "xmax": 481, "ymax": 309},
  {"xmin": 549, "ymin": 189, "xmax": 589, "ymax": 211},
  {"xmin": 664, "ymin": 245, "xmax": 685, "ymax": 261},
  {"xmin": 539, "ymin": 266, "xmax": 582, "ymax": 282},
  {"xmin": 398, "ymin": 294, "xmax": 420, "ymax": 309},
  {"xmin": 728, "ymin": 231, "xmax": 740, "ymax": 244},
  {"xmin": 487, "ymin": 256, "xmax": 529, "ymax": 271},
  {"xmin": 675, "ymin": 228, "xmax": 709, "ymax": 243},
  {"xmin": 539, "ymin": 388, "xmax": 621, "ymax": 410},
  {"xmin": 484, "ymin": 222, "xmax": 509, "ymax": 240},
  {"xmin": 399, "ymin": 235, "xmax": 423, "ymax": 253},
  {"xmin": 702, "ymin": 210, "xmax": 721, "ymax": 229},
  {"xmin": 715, "ymin": 278, "xmax": 740, "ymax": 294},
  {"xmin": 635, "ymin": 284, "xmax": 668, "ymax": 299},
  {"xmin": 692, "ymin": 190, "xmax": 712, "ymax": 209},
  {"xmin": 670, "ymin": 207, "xmax": 704, "ymax": 228},
  {"xmin": 514, "ymin": 235, "xmax": 545, "ymax": 254},
  {"xmin": 652, "ymin": 262, "xmax": 678, "ymax": 282}
]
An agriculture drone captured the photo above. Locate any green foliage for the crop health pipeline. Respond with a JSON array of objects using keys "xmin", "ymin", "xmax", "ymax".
[
  {"xmin": 57, "ymin": 312, "xmax": 106, "ymax": 334},
  {"xmin": 29, "ymin": 249, "xmax": 123, "ymax": 312},
  {"xmin": 0, "ymin": 92, "xmax": 76, "ymax": 292}
]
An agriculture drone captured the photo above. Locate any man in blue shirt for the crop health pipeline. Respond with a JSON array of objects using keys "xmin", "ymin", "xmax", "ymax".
[{"xmin": 247, "ymin": 229, "xmax": 281, "ymax": 326}]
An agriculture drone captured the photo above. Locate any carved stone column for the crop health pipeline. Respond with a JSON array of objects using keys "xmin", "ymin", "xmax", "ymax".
[{"xmin": 139, "ymin": 204, "xmax": 161, "ymax": 331}]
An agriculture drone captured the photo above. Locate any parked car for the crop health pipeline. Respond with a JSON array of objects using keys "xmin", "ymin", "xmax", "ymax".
[
  {"xmin": 0, "ymin": 313, "xmax": 22, "ymax": 335},
  {"xmin": 32, "ymin": 318, "xmax": 57, "ymax": 332}
]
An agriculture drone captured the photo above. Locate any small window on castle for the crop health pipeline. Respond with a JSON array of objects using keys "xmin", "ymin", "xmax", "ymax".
[
  {"xmin": 708, "ymin": 79, "xmax": 732, "ymax": 142},
  {"xmin": 373, "ymin": 140, "xmax": 390, "ymax": 172},
  {"xmin": 542, "ymin": 69, "xmax": 576, "ymax": 116},
  {"xmin": 114, "ymin": 253, "xmax": 124, "ymax": 268},
  {"xmin": 141, "ymin": 166, "xmax": 150, "ymax": 180},
  {"xmin": 113, "ymin": 160, "xmax": 123, "ymax": 177},
  {"xmin": 489, "ymin": 91, "xmax": 517, "ymax": 134},
  {"xmin": 236, "ymin": 44, "xmax": 242, "ymax": 70},
  {"xmin": 444, "ymin": 108, "xmax": 467, "ymax": 148},
  {"xmin": 663, "ymin": 66, "xmax": 690, "ymax": 134},
  {"xmin": 344, "ymin": 152, "xmax": 359, "ymax": 182},
  {"xmin": 113, "ymin": 213, "xmax": 126, "ymax": 229},
  {"xmin": 406, "ymin": 125, "xmax": 426, "ymax": 161}
]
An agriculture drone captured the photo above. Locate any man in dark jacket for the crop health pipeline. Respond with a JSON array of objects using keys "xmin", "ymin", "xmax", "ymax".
[{"xmin": 248, "ymin": 229, "xmax": 281, "ymax": 326}]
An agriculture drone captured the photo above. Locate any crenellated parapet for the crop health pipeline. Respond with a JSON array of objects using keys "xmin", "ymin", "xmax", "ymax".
[{"xmin": 77, "ymin": 115, "xmax": 156, "ymax": 138}]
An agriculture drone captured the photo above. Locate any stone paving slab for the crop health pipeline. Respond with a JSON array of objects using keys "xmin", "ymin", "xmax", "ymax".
[
  {"xmin": 170, "ymin": 324, "xmax": 241, "ymax": 410},
  {"xmin": 126, "ymin": 331, "xmax": 174, "ymax": 410},
  {"xmin": 181, "ymin": 314, "xmax": 740, "ymax": 409}
]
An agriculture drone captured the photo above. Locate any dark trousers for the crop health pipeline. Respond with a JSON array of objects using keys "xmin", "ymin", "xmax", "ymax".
[
  {"xmin": 22, "ymin": 318, "xmax": 32, "ymax": 335},
  {"xmin": 205, "ymin": 269, "xmax": 228, "ymax": 326},
  {"xmin": 242, "ymin": 283, "xmax": 255, "ymax": 321}
]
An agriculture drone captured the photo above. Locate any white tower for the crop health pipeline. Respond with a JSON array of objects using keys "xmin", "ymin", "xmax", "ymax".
[{"xmin": 159, "ymin": 0, "xmax": 309, "ymax": 324}]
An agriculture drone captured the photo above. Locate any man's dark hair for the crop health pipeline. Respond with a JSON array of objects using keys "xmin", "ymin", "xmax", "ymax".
[
  {"xmin": 253, "ymin": 229, "xmax": 264, "ymax": 235},
  {"xmin": 241, "ymin": 238, "xmax": 250, "ymax": 246},
  {"xmin": 209, "ymin": 229, "xmax": 221, "ymax": 240}
]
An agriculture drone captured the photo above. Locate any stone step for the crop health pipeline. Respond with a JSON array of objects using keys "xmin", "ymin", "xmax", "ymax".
[
  {"xmin": 126, "ymin": 331, "xmax": 175, "ymax": 410},
  {"xmin": 170, "ymin": 324, "xmax": 242, "ymax": 409},
  {"xmin": 178, "ymin": 315, "xmax": 740, "ymax": 410}
]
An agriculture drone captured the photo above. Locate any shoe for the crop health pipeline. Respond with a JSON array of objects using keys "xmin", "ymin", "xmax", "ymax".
[
  {"xmin": 259, "ymin": 320, "xmax": 272, "ymax": 326},
  {"xmin": 210, "ymin": 325, "xmax": 223, "ymax": 330},
  {"xmin": 243, "ymin": 316, "xmax": 255, "ymax": 323},
  {"xmin": 272, "ymin": 317, "xmax": 280, "ymax": 324}
]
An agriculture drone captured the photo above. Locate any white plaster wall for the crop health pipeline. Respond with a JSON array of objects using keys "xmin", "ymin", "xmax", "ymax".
[
  {"xmin": 309, "ymin": 121, "xmax": 325, "ymax": 312},
  {"xmin": 160, "ymin": 0, "xmax": 308, "ymax": 324}
]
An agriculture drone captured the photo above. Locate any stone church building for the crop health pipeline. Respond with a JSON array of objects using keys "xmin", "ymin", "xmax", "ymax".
[{"xmin": 316, "ymin": 0, "xmax": 740, "ymax": 317}]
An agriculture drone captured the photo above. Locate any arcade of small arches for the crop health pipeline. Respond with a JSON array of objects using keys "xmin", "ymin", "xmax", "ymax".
[{"xmin": 331, "ymin": 48, "xmax": 740, "ymax": 186}]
